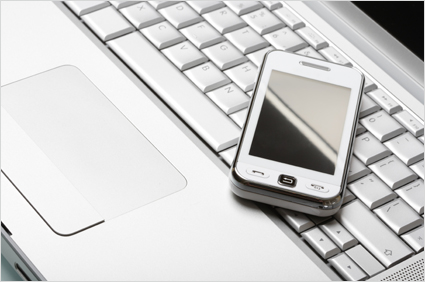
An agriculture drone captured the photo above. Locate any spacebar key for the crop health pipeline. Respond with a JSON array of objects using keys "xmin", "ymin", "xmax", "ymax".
[
  {"xmin": 108, "ymin": 32, "xmax": 240, "ymax": 152},
  {"xmin": 335, "ymin": 200, "xmax": 413, "ymax": 268}
]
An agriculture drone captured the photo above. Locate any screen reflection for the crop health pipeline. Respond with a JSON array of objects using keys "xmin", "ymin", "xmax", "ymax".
[{"xmin": 249, "ymin": 70, "xmax": 351, "ymax": 175}]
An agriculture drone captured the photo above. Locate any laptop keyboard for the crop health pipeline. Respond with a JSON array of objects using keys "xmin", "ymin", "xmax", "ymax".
[{"xmin": 65, "ymin": 1, "xmax": 424, "ymax": 280}]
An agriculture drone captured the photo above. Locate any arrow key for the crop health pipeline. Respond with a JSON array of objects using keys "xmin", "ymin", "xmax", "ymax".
[
  {"xmin": 329, "ymin": 253, "xmax": 367, "ymax": 281},
  {"xmin": 275, "ymin": 208, "xmax": 314, "ymax": 233},
  {"xmin": 320, "ymin": 220, "xmax": 358, "ymax": 251},
  {"xmin": 302, "ymin": 228, "xmax": 340, "ymax": 259}
]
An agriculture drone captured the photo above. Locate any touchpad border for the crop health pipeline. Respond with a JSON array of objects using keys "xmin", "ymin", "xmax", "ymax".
[{"xmin": 1, "ymin": 66, "xmax": 187, "ymax": 235}]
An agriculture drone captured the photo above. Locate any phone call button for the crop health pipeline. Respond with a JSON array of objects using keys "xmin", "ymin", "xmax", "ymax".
[{"xmin": 246, "ymin": 169, "xmax": 269, "ymax": 178}]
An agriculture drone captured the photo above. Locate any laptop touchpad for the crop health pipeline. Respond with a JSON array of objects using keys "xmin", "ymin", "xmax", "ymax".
[{"xmin": 1, "ymin": 66, "xmax": 186, "ymax": 235}]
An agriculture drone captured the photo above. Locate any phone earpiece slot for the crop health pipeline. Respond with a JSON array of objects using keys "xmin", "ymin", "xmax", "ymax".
[{"xmin": 300, "ymin": 61, "xmax": 331, "ymax": 71}]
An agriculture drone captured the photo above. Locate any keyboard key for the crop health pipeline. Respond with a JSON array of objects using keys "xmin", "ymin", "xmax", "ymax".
[
  {"xmin": 148, "ymin": 1, "xmax": 177, "ymax": 10},
  {"xmin": 319, "ymin": 47, "xmax": 352, "ymax": 66},
  {"xmin": 159, "ymin": 2, "xmax": 202, "ymax": 29},
  {"xmin": 363, "ymin": 76, "xmax": 377, "ymax": 93},
  {"xmin": 319, "ymin": 220, "xmax": 357, "ymax": 250},
  {"xmin": 108, "ymin": 32, "xmax": 240, "ymax": 152},
  {"xmin": 206, "ymin": 83, "xmax": 249, "ymax": 115},
  {"xmin": 328, "ymin": 253, "xmax": 367, "ymax": 281},
  {"xmin": 273, "ymin": 7, "xmax": 305, "ymax": 30},
  {"xmin": 261, "ymin": 1, "xmax": 283, "ymax": 11},
  {"xmin": 348, "ymin": 174, "xmax": 396, "ymax": 209},
  {"xmin": 184, "ymin": 62, "xmax": 231, "ymax": 92},
  {"xmin": 347, "ymin": 156, "xmax": 371, "ymax": 183},
  {"xmin": 367, "ymin": 89, "xmax": 403, "ymax": 115},
  {"xmin": 345, "ymin": 245, "xmax": 385, "ymax": 277},
  {"xmin": 360, "ymin": 110, "xmax": 405, "ymax": 142},
  {"xmin": 241, "ymin": 8, "xmax": 285, "ymax": 35},
  {"xmin": 141, "ymin": 21, "xmax": 185, "ymax": 49},
  {"xmin": 374, "ymin": 198, "xmax": 423, "ymax": 235},
  {"xmin": 356, "ymin": 124, "xmax": 366, "ymax": 136},
  {"xmin": 276, "ymin": 208, "xmax": 314, "ymax": 233},
  {"xmin": 225, "ymin": 1, "xmax": 263, "ymax": 16},
  {"xmin": 120, "ymin": 2, "xmax": 164, "ymax": 29},
  {"xmin": 187, "ymin": 1, "xmax": 225, "ymax": 14},
  {"xmin": 359, "ymin": 95, "xmax": 381, "ymax": 118},
  {"xmin": 369, "ymin": 155, "xmax": 417, "ymax": 190},
  {"xmin": 295, "ymin": 46, "xmax": 325, "ymax": 60},
  {"xmin": 384, "ymin": 132, "xmax": 424, "ymax": 166},
  {"xmin": 229, "ymin": 108, "xmax": 248, "ymax": 128},
  {"xmin": 401, "ymin": 226, "xmax": 424, "ymax": 253},
  {"xmin": 162, "ymin": 41, "xmax": 208, "ymax": 71},
  {"xmin": 180, "ymin": 22, "xmax": 225, "ymax": 49},
  {"xmin": 224, "ymin": 62, "xmax": 258, "ymax": 92},
  {"xmin": 396, "ymin": 179, "xmax": 424, "ymax": 214},
  {"xmin": 247, "ymin": 46, "xmax": 275, "ymax": 67},
  {"xmin": 202, "ymin": 42, "xmax": 248, "ymax": 70},
  {"xmin": 393, "ymin": 110, "xmax": 424, "ymax": 137},
  {"xmin": 419, "ymin": 136, "xmax": 424, "ymax": 143},
  {"xmin": 307, "ymin": 215, "xmax": 331, "ymax": 225},
  {"xmin": 203, "ymin": 7, "xmax": 247, "ymax": 34},
  {"xmin": 302, "ymin": 228, "xmax": 340, "ymax": 259},
  {"xmin": 410, "ymin": 160, "xmax": 424, "ymax": 179},
  {"xmin": 335, "ymin": 200, "xmax": 414, "ymax": 268},
  {"xmin": 263, "ymin": 27, "xmax": 308, "ymax": 52},
  {"xmin": 110, "ymin": 1, "xmax": 140, "ymax": 9},
  {"xmin": 82, "ymin": 6, "xmax": 135, "ymax": 41},
  {"xmin": 343, "ymin": 189, "xmax": 356, "ymax": 204},
  {"xmin": 66, "ymin": 1, "xmax": 110, "ymax": 16},
  {"xmin": 354, "ymin": 132, "xmax": 391, "ymax": 165},
  {"xmin": 225, "ymin": 27, "xmax": 269, "ymax": 54},
  {"xmin": 296, "ymin": 27, "xmax": 328, "ymax": 50},
  {"xmin": 219, "ymin": 146, "xmax": 237, "ymax": 165}
]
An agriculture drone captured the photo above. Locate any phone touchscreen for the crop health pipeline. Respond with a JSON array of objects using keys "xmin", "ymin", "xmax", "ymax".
[{"xmin": 249, "ymin": 70, "xmax": 352, "ymax": 175}]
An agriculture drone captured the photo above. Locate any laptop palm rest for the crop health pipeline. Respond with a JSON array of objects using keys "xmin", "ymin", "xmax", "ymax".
[{"xmin": 1, "ymin": 65, "xmax": 187, "ymax": 236}]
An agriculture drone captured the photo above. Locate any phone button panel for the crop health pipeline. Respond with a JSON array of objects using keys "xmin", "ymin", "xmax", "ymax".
[
  {"xmin": 306, "ymin": 183, "xmax": 329, "ymax": 193},
  {"xmin": 246, "ymin": 169, "xmax": 270, "ymax": 178},
  {"xmin": 278, "ymin": 175, "xmax": 297, "ymax": 187}
]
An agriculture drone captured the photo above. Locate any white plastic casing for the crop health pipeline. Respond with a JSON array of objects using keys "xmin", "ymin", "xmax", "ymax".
[{"xmin": 230, "ymin": 50, "xmax": 364, "ymax": 215}]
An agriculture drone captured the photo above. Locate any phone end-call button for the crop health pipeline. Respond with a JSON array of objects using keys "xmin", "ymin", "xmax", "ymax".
[
  {"xmin": 278, "ymin": 175, "xmax": 297, "ymax": 187},
  {"xmin": 306, "ymin": 183, "xmax": 329, "ymax": 193}
]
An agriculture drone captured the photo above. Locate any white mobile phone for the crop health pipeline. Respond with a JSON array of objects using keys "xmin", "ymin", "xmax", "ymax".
[{"xmin": 229, "ymin": 51, "xmax": 364, "ymax": 216}]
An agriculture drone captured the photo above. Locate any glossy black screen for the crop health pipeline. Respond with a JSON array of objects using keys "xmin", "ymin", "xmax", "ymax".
[{"xmin": 249, "ymin": 70, "xmax": 351, "ymax": 175}]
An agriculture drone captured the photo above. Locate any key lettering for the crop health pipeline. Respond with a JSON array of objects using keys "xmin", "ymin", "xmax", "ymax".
[
  {"xmin": 202, "ymin": 65, "xmax": 209, "ymax": 71},
  {"xmin": 242, "ymin": 66, "xmax": 251, "ymax": 72},
  {"xmin": 225, "ymin": 86, "xmax": 233, "ymax": 93},
  {"xmin": 176, "ymin": 5, "xmax": 184, "ymax": 10},
  {"xmin": 220, "ymin": 45, "xmax": 228, "ymax": 50},
  {"xmin": 220, "ymin": 10, "xmax": 227, "ymax": 15},
  {"xmin": 158, "ymin": 25, "xmax": 166, "ymax": 30}
]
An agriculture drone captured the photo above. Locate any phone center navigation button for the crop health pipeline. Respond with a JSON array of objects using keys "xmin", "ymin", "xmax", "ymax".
[
  {"xmin": 278, "ymin": 175, "xmax": 297, "ymax": 187},
  {"xmin": 246, "ymin": 169, "xmax": 269, "ymax": 178},
  {"xmin": 306, "ymin": 183, "xmax": 329, "ymax": 193}
]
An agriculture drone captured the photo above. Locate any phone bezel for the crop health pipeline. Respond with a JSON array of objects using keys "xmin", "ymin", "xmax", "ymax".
[{"xmin": 235, "ymin": 50, "xmax": 364, "ymax": 199}]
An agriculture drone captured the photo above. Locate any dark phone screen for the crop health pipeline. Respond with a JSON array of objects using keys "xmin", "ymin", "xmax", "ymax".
[{"xmin": 249, "ymin": 70, "xmax": 351, "ymax": 175}]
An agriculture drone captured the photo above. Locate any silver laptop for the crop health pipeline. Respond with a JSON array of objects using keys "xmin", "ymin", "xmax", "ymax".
[{"xmin": 2, "ymin": 1, "xmax": 423, "ymax": 281}]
